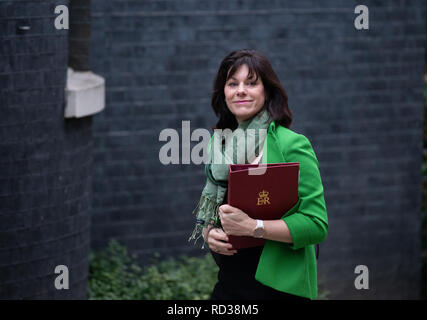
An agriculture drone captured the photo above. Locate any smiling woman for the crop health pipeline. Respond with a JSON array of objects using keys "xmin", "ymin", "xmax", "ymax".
[
  {"xmin": 189, "ymin": 49, "xmax": 328, "ymax": 300},
  {"xmin": 224, "ymin": 64, "xmax": 266, "ymax": 124},
  {"xmin": 211, "ymin": 50, "xmax": 292, "ymax": 131}
]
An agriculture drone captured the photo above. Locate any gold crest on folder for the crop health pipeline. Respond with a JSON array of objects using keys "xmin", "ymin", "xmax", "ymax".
[{"xmin": 257, "ymin": 190, "xmax": 271, "ymax": 205}]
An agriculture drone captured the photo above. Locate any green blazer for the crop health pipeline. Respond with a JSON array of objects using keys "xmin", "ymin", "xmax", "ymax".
[
  {"xmin": 255, "ymin": 121, "xmax": 328, "ymax": 299},
  {"xmin": 203, "ymin": 121, "xmax": 328, "ymax": 299}
]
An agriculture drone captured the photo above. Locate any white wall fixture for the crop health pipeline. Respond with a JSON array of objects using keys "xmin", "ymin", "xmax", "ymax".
[{"xmin": 65, "ymin": 68, "xmax": 105, "ymax": 118}]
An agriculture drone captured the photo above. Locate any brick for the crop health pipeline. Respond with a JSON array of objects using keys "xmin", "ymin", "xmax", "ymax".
[{"xmin": 0, "ymin": 0, "xmax": 90, "ymax": 300}]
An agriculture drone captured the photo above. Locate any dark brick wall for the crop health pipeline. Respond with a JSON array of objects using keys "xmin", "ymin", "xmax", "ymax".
[
  {"xmin": 0, "ymin": 0, "xmax": 92, "ymax": 299},
  {"xmin": 68, "ymin": 0, "xmax": 90, "ymax": 71},
  {"xmin": 89, "ymin": 0, "xmax": 426, "ymax": 299}
]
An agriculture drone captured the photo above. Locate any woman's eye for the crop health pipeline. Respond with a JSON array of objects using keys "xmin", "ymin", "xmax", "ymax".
[
  {"xmin": 249, "ymin": 82, "xmax": 257, "ymax": 86},
  {"xmin": 228, "ymin": 83, "xmax": 237, "ymax": 87}
]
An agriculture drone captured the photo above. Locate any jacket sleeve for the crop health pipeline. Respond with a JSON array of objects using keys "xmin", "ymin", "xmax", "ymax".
[{"xmin": 282, "ymin": 133, "xmax": 328, "ymax": 250}]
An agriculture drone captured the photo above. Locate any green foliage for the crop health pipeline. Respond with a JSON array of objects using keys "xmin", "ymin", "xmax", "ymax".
[
  {"xmin": 88, "ymin": 239, "xmax": 330, "ymax": 300},
  {"xmin": 87, "ymin": 239, "xmax": 218, "ymax": 300},
  {"xmin": 137, "ymin": 253, "xmax": 219, "ymax": 300},
  {"xmin": 87, "ymin": 239, "xmax": 145, "ymax": 300}
]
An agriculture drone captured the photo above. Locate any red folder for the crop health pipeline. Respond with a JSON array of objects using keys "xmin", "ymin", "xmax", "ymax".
[{"xmin": 227, "ymin": 163, "xmax": 299, "ymax": 249}]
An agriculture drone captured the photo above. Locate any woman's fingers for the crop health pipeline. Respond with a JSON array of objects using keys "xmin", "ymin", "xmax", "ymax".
[
  {"xmin": 210, "ymin": 228, "xmax": 229, "ymax": 241},
  {"xmin": 209, "ymin": 236, "xmax": 235, "ymax": 251},
  {"xmin": 208, "ymin": 228, "xmax": 237, "ymax": 255},
  {"xmin": 219, "ymin": 204, "xmax": 236, "ymax": 213}
]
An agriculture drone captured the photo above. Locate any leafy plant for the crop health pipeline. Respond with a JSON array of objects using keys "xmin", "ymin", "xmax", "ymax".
[
  {"xmin": 87, "ymin": 239, "xmax": 218, "ymax": 300},
  {"xmin": 88, "ymin": 239, "xmax": 145, "ymax": 300},
  {"xmin": 88, "ymin": 239, "xmax": 329, "ymax": 300}
]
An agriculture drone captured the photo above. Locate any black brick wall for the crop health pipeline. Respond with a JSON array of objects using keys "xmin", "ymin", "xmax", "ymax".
[
  {"xmin": 89, "ymin": 0, "xmax": 426, "ymax": 299},
  {"xmin": 68, "ymin": 0, "xmax": 90, "ymax": 71},
  {"xmin": 0, "ymin": 0, "xmax": 92, "ymax": 299}
]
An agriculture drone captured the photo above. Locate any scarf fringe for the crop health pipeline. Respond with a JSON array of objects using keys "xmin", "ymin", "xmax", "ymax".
[{"xmin": 188, "ymin": 195, "xmax": 221, "ymax": 248}]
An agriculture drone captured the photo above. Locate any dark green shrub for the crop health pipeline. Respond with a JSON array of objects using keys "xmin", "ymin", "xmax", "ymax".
[
  {"xmin": 87, "ymin": 239, "xmax": 218, "ymax": 300},
  {"xmin": 88, "ymin": 239, "xmax": 329, "ymax": 300}
]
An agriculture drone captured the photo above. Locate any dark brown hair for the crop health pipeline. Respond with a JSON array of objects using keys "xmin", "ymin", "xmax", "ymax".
[{"xmin": 211, "ymin": 49, "xmax": 292, "ymax": 130}]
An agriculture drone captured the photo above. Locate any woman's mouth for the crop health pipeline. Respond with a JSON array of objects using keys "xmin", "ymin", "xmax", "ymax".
[{"xmin": 234, "ymin": 100, "xmax": 253, "ymax": 104}]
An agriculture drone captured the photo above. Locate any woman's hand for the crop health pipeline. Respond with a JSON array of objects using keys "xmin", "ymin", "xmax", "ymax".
[
  {"xmin": 219, "ymin": 204, "xmax": 256, "ymax": 237},
  {"xmin": 206, "ymin": 227, "xmax": 237, "ymax": 255}
]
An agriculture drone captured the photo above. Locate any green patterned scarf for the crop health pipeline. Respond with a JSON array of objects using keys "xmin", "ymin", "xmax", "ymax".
[{"xmin": 189, "ymin": 108, "xmax": 271, "ymax": 246}]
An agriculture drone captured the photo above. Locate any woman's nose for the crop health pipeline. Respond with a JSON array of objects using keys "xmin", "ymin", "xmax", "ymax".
[{"xmin": 237, "ymin": 83, "xmax": 246, "ymax": 95}]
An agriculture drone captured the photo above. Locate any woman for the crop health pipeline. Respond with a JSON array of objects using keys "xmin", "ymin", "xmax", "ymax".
[{"xmin": 189, "ymin": 49, "xmax": 328, "ymax": 300}]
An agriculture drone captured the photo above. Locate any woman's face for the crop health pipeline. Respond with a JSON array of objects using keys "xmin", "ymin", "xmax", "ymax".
[{"xmin": 224, "ymin": 64, "xmax": 266, "ymax": 124}]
